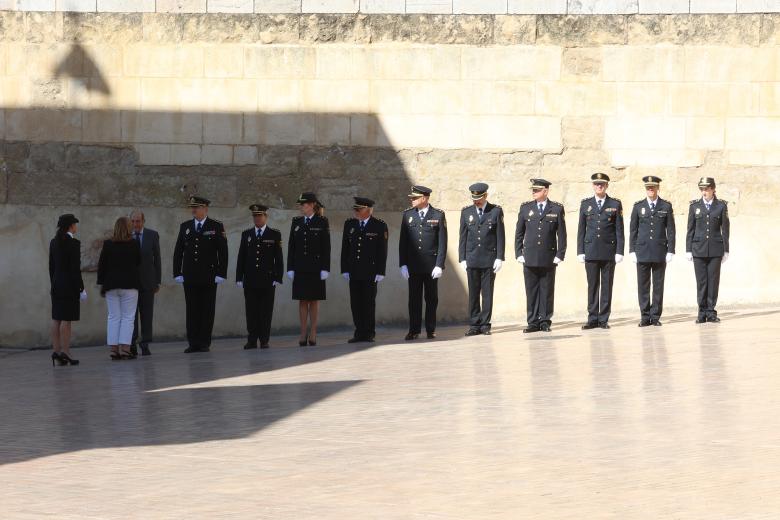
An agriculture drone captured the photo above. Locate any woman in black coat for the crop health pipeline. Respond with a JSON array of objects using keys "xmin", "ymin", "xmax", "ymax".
[
  {"xmin": 287, "ymin": 193, "xmax": 330, "ymax": 346},
  {"xmin": 49, "ymin": 214, "xmax": 85, "ymax": 366}
]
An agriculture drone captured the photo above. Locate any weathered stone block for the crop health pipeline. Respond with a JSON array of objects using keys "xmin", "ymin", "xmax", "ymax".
[
  {"xmin": 23, "ymin": 12, "xmax": 65, "ymax": 43},
  {"xmin": 204, "ymin": 45, "xmax": 245, "ymax": 78},
  {"xmin": 493, "ymin": 15, "xmax": 537, "ymax": 45},
  {"xmin": 464, "ymin": 80, "xmax": 535, "ymax": 115},
  {"xmin": 120, "ymin": 111, "xmax": 203, "ymax": 144},
  {"xmin": 617, "ymin": 82, "xmax": 669, "ymax": 115},
  {"xmin": 0, "ymin": 141, "xmax": 31, "ymax": 173},
  {"xmin": 536, "ymin": 82, "xmax": 616, "ymax": 116},
  {"xmin": 536, "ymin": 15, "xmax": 626, "ymax": 46},
  {"xmin": 626, "ymin": 14, "xmax": 693, "ymax": 45},
  {"xmin": 244, "ymin": 46, "xmax": 316, "ymax": 79},
  {"xmin": 0, "ymin": 12, "xmax": 26, "ymax": 43},
  {"xmin": 299, "ymin": 14, "xmax": 370, "ymax": 43},
  {"xmin": 686, "ymin": 117, "xmax": 725, "ymax": 149},
  {"xmin": 562, "ymin": 47, "xmax": 602, "ymax": 78},
  {"xmin": 602, "ymin": 46, "xmax": 684, "ymax": 82},
  {"xmin": 760, "ymin": 13, "xmax": 780, "ymax": 44},
  {"xmin": 685, "ymin": 13, "xmax": 761, "ymax": 45},
  {"xmin": 604, "ymin": 116, "xmax": 687, "ymax": 150},
  {"xmin": 65, "ymin": 144, "xmax": 136, "ymax": 173},
  {"xmin": 369, "ymin": 14, "xmax": 493, "ymax": 44},
  {"xmin": 233, "ymin": 145, "xmax": 259, "ymax": 164},
  {"xmin": 461, "ymin": 46, "xmax": 561, "ymax": 81},
  {"xmin": 8, "ymin": 170, "xmax": 80, "ymax": 205},
  {"xmin": 6, "ymin": 109, "xmax": 82, "ymax": 142},
  {"xmin": 204, "ymin": 113, "xmax": 244, "ymax": 145},
  {"xmin": 202, "ymin": 144, "xmax": 234, "ymax": 164},
  {"xmin": 63, "ymin": 13, "xmax": 143, "ymax": 43},
  {"xmin": 562, "ymin": 117, "xmax": 604, "ymax": 149}
]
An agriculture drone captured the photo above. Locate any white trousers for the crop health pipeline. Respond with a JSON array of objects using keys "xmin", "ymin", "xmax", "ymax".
[{"xmin": 106, "ymin": 288, "xmax": 139, "ymax": 346}]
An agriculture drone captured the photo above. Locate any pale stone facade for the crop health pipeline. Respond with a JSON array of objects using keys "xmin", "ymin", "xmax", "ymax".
[{"xmin": 1, "ymin": 12, "xmax": 779, "ymax": 346}]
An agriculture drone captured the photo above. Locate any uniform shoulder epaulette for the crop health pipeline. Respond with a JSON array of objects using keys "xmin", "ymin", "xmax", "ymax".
[
  {"xmin": 268, "ymin": 226, "xmax": 280, "ymax": 233},
  {"xmin": 462, "ymin": 205, "xmax": 472, "ymax": 211},
  {"xmin": 320, "ymin": 215, "xmax": 329, "ymax": 221},
  {"xmin": 520, "ymin": 200, "xmax": 534, "ymax": 207},
  {"xmin": 634, "ymin": 199, "xmax": 644, "ymax": 206},
  {"xmin": 690, "ymin": 199, "xmax": 698, "ymax": 205},
  {"xmin": 548, "ymin": 200, "xmax": 562, "ymax": 207},
  {"xmin": 211, "ymin": 218, "xmax": 223, "ymax": 225},
  {"xmin": 292, "ymin": 215, "xmax": 303, "ymax": 221},
  {"xmin": 404, "ymin": 207, "xmax": 414, "ymax": 212},
  {"xmin": 581, "ymin": 196, "xmax": 592, "ymax": 202},
  {"xmin": 721, "ymin": 199, "xmax": 728, "ymax": 204},
  {"xmin": 611, "ymin": 197, "xmax": 621, "ymax": 203},
  {"xmin": 374, "ymin": 217, "xmax": 386, "ymax": 224}
]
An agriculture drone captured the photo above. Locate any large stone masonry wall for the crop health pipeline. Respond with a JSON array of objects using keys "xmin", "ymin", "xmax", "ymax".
[{"xmin": 1, "ymin": 12, "xmax": 779, "ymax": 347}]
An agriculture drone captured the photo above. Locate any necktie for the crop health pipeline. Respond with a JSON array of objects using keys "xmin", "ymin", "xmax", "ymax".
[
  {"xmin": 478, "ymin": 208, "xmax": 483, "ymax": 220},
  {"xmin": 360, "ymin": 221, "xmax": 365, "ymax": 231},
  {"xmin": 196, "ymin": 222, "xmax": 202, "ymax": 233},
  {"xmin": 538, "ymin": 203, "xmax": 543, "ymax": 214},
  {"xmin": 419, "ymin": 210, "xmax": 424, "ymax": 220},
  {"xmin": 706, "ymin": 202, "xmax": 711, "ymax": 211},
  {"xmin": 597, "ymin": 199, "xmax": 603, "ymax": 211},
  {"xmin": 134, "ymin": 232, "xmax": 141, "ymax": 245},
  {"xmin": 256, "ymin": 229, "xmax": 261, "ymax": 239},
  {"xmin": 650, "ymin": 202, "xmax": 655, "ymax": 211},
  {"xmin": 305, "ymin": 217, "xmax": 310, "ymax": 226}
]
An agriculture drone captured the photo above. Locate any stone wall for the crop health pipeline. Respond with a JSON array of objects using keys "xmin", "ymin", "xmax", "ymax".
[{"xmin": 1, "ymin": 12, "xmax": 779, "ymax": 347}]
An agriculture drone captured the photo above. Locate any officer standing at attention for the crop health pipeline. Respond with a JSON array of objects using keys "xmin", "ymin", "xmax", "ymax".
[
  {"xmin": 236, "ymin": 204, "xmax": 284, "ymax": 349},
  {"xmin": 399, "ymin": 185, "xmax": 447, "ymax": 341},
  {"xmin": 686, "ymin": 177, "xmax": 730, "ymax": 323},
  {"xmin": 515, "ymin": 179, "xmax": 567, "ymax": 333},
  {"xmin": 629, "ymin": 176, "xmax": 676, "ymax": 327},
  {"xmin": 577, "ymin": 173, "xmax": 624, "ymax": 330},
  {"xmin": 173, "ymin": 196, "xmax": 229, "ymax": 353},
  {"xmin": 341, "ymin": 197, "xmax": 389, "ymax": 343},
  {"xmin": 459, "ymin": 183, "xmax": 505, "ymax": 336}
]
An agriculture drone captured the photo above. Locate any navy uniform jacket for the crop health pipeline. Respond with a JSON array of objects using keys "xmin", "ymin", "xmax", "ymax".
[
  {"xmin": 173, "ymin": 217, "xmax": 229, "ymax": 284},
  {"xmin": 49, "ymin": 235, "xmax": 84, "ymax": 299},
  {"xmin": 514, "ymin": 200, "xmax": 567, "ymax": 267},
  {"xmin": 577, "ymin": 195, "xmax": 625, "ymax": 261},
  {"xmin": 287, "ymin": 215, "xmax": 331, "ymax": 274},
  {"xmin": 458, "ymin": 203, "xmax": 506, "ymax": 269},
  {"xmin": 236, "ymin": 227, "xmax": 284, "ymax": 288},
  {"xmin": 686, "ymin": 198, "xmax": 730, "ymax": 258},
  {"xmin": 398, "ymin": 206, "xmax": 447, "ymax": 274},
  {"xmin": 629, "ymin": 198, "xmax": 676, "ymax": 263},
  {"xmin": 341, "ymin": 217, "xmax": 389, "ymax": 281}
]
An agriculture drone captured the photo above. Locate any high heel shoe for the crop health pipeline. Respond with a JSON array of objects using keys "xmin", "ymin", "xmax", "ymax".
[
  {"xmin": 110, "ymin": 350, "xmax": 121, "ymax": 361},
  {"xmin": 51, "ymin": 352, "xmax": 63, "ymax": 366},
  {"xmin": 299, "ymin": 336, "xmax": 308, "ymax": 347},
  {"xmin": 119, "ymin": 349, "xmax": 137, "ymax": 360},
  {"xmin": 59, "ymin": 352, "xmax": 79, "ymax": 366},
  {"xmin": 308, "ymin": 337, "xmax": 317, "ymax": 346}
]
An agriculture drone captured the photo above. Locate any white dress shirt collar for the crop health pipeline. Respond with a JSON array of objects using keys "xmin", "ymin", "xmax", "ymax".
[
  {"xmin": 702, "ymin": 196, "xmax": 714, "ymax": 206},
  {"xmin": 595, "ymin": 194, "xmax": 606, "ymax": 203},
  {"xmin": 360, "ymin": 216, "xmax": 371, "ymax": 226},
  {"xmin": 647, "ymin": 197, "xmax": 658, "ymax": 206},
  {"xmin": 194, "ymin": 217, "xmax": 207, "ymax": 227},
  {"xmin": 255, "ymin": 225, "xmax": 267, "ymax": 235},
  {"xmin": 66, "ymin": 232, "xmax": 74, "ymax": 238}
]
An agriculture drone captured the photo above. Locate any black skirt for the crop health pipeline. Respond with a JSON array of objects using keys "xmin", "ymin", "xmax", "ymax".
[
  {"xmin": 292, "ymin": 271, "xmax": 326, "ymax": 301},
  {"xmin": 51, "ymin": 296, "xmax": 80, "ymax": 321}
]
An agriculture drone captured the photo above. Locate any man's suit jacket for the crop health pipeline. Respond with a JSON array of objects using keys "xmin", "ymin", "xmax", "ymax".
[{"xmin": 136, "ymin": 228, "xmax": 161, "ymax": 291}]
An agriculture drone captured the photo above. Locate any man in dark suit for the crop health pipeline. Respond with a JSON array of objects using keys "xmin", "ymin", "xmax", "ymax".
[
  {"xmin": 129, "ymin": 210, "xmax": 161, "ymax": 356},
  {"xmin": 577, "ymin": 172, "xmax": 625, "ymax": 330},
  {"xmin": 515, "ymin": 179, "xmax": 567, "ymax": 333},
  {"xmin": 173, "ymin": 196, "xmax": 229, "ymax": 353},
  {"xmin": 686, "ymin": 177, "xmax": 730, "ymax": 323},
  {"xmin": 629, "ymin": 176, "xmax": 676, "ymax": 327},
  {"xmin": 459, "ymin": 182, "xmax": 505, "ymax": 336},
  {"xmin": 236, "ymin": 204, "xmax": 284, "ymax": 349},
  {"xmin": 399, "ymin": 185, "xmax": 447, "ymax": 341},
  {"xmin": 341, "ymin": 197, "xmax": 388, "ymax": 343}
]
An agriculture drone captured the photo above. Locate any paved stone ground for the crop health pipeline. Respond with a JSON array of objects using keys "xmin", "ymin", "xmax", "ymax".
[{"xmin": 3, "ymin": 309, "xmax": 780, "ymax": 519}]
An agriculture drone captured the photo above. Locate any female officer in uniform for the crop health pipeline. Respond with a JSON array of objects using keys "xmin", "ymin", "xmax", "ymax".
[{"xmin": 287, "ymin": 193, "xmax": 331, "ymax": 346}]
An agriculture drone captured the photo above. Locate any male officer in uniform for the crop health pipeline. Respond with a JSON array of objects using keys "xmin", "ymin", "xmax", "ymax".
[
  {"xmin": 341, "ymin": 197, "xmax": 389, "ymax": 343},
  {"xmin": 236, "ymin": 204, "xmax": 284, "ymax": 349},
  {"xmin": 629, "ymin": 176, "xmax": 676, "ymax": 327},
  {"xmin": 577, "ymin": 173, "xmax": 624, "ymax": 329},
  {"xmin": 399, "ymin": 185, "xmax": 447, "ymax": 341},
  {"xmin": 686, "ymin": 177, "xmax": 730, "ymax": 323},
  {"xmin": 459, "ymin": 182, "xmax": 505, "ymax": 336},
  {"xmin": 515, "ymin": 179, "xmax": 567, "ymax": 333},
  {"xmin": 173, "ymin": 196, "xmax": 229, "ymax": 353}
]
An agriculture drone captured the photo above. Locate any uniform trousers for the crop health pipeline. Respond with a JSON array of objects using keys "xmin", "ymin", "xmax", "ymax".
[
  {"xmin": 408, "ymin": 273, "xmax": 438, "ymax": 335},
  {"xmin": 184, "ymin": 283, "xmax": 217, "ymax": 349}
]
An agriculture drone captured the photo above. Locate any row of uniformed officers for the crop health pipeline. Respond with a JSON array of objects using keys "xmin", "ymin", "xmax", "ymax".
[
  {"xmin": 47, "ymin": 173, "xmax": 730, "ymax": 359},
  {"xmin": 170, "ymin": 173, "xmax": 729, "ymax": 351}
]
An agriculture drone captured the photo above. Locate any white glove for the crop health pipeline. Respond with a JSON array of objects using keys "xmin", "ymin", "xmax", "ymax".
[
  {"xmin": 174, "ymin": 276, "xmax": 184, "ymax": 283},
  {"xmin": 400, "ymin": 265, "xmax": 410, "ymax": 280},
  {"xmin": 342, "ymin": 272, "xmax": 350, "ymax": 281},
  {"xmin": 374, "ymin": 274, "xmax": 385, "ymax": 283},
  {"xmin": 320, "ymin": 270, "xmax": 329, "ymax": 280},
  {"xmin": 553, "ymin": 257, "xmax": 562, "ymax": 265},
  {"xmin": 722, "ymin": 252, "xmax": 729, "ymax": 263},
  {"xmin": 665, "ymin": 253, "xmax": 674, "ymax": 263},
  {"xmin": 493, "ymin": 259, "xmax": 503, "ymax": 273},
  {"xmin": 630, "ymin": 252, "xmax": 637, "ymax": 264},
  {"xmin": 577, "ymin": 254, "xmax": 585, "ymax": 263},
  {"xmin": 615, "ymin": 254, "xmax": 623, "ymax": 264},
  {"xmin": 236, "ymin": 281, "xmax": 243, "ymax": 288},
  {"xmin": 215, "ymin": 276, "xmax": 226, "ymax": 284},
  {"xmin": 460, "ymin": 261, "xmax": 467, "ymax": 271},
  {"xmin": 431, "ymin": 266, "xmax": 443, "ymax": 279},
  {"xmin": 686, "ymin": 252, "xmax": 693, "ymax": 261},
  {"xmin": 79, "ymin": 290, "xmax": 87, "ymax": 301},
  {"xmin": 286, "ymin": 270, "xmax": 294, "ymax": 280},
  {"xmin": 272, "ymin": 281, "xmax": 281, "ymax": 287},
  {"xmin": 516, "ymin": 256, "xmax": 525, "ymax": 264}
]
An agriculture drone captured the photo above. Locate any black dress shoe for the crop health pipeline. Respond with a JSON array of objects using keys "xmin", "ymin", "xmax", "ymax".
[
  {"xmin": 347, "ymin": 337, "xmax": 361, "ymax": 343},
  {"xmin": 140, "ymin": 344, "xmax": 152, "ymax": 356},
  {"xmin": 582, "ymin": 323, "xmax": 599, "ymax": 330},
  {"xmin": 523, "ymin": 326, "xmax": 540, "ymax": 333},
  {"xmin": 260, "ymin": 343, "xmax": 270, "ymax": 349},
  {"xmin": 599, "ymin": 323, "xmax": 610, "ymax": 329},
  {"xmin": 638, "ymin": 321, "xmax": 651, "ymax": 327},
  {"xmin": 464, "ymin": 328, "xmax": 481, "ymax": 337},
  {"xmin": 243, "ymin": 342, "xmax": 257, "ymax": 350},
  {"xmin": 708, "ymin": 316, "xmax": 721, "ymax": 323},
  {"xmin": 540, "ymin": 324, "xmax": 551, "ymax": 332},
  {"xmin": 427, "ymin": 332, "xmax": 436, "ymax": 339},
  {"xmin": 130, "ymin": 345, "xmax": 138, "ymax": 356},
  {"xmin": 405, "ymin": 333, "xmax": 419, "ymax": 341},
  {"xmin": 184, "ymin": 346, "xmax": 199, "ymax": 353},
  {"xmin": 695, "ymin": 318, "xmax": 707, "ymax": 324}
]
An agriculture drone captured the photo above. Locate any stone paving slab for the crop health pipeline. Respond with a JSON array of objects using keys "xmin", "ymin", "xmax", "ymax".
[{"xmin": 2, "ymin": 309, "xmax": 780, "ymax": 518}]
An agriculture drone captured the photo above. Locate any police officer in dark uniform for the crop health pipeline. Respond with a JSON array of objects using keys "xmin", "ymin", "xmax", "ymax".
[
  {"xmin": 686, "ymin": 177, "xmax": 730, "ymax": 323},
  {"xmin": 173, "ymin": 196, "xmax": 229, "ymax": 353},
  {"xmin": 236, "ymin": 204, "xmax": 284, "ymax": 349},
  {"xmin": 459, "ymin": 183, "xmax": 505, "ymax": 336},
  {"xmin": 399, "ymin": 185, "xmax": 447, "ymax": 341},
  {"xmin": 577, "ymin": 173, "xmax": 624, "ymax": 330},
  {"xmin": 341, "ymin": 197, "xmax": 388, "ymax": 343},
  {"xmin": 629, "ymin": 176, "xmax": 676, "ymax": 327},
  {"xmin": 515, "ymin": 179, "xmax": 567, "ymax": 333}
]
